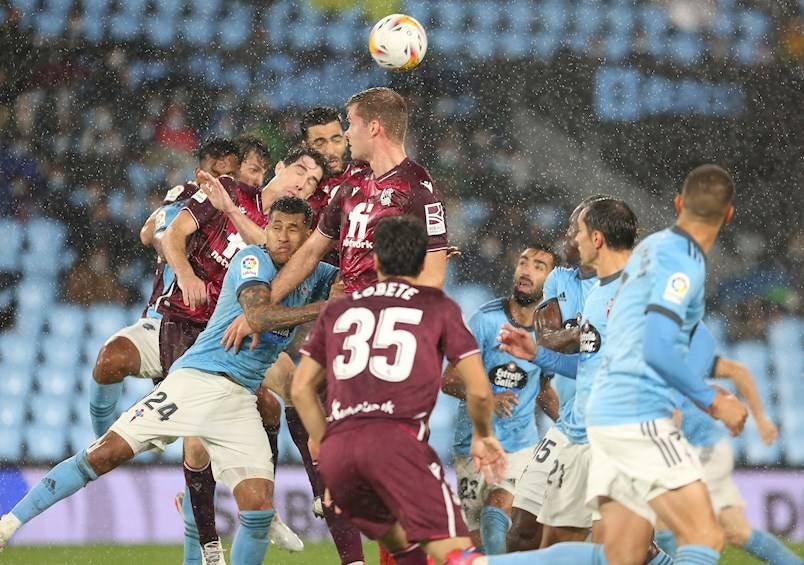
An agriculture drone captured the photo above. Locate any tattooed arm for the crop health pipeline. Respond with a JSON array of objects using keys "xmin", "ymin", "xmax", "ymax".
[{"xmin": 238, "ymin": 283, "xmax": 325, "ymax": 333}]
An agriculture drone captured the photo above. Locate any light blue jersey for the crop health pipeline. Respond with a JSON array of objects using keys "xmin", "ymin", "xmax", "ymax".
[
  {"xmin": 680, "ymin": 396, "xmax": 725, "ymax": 447},
  {"xmin": 564, "ymin": 272, "xmax": 622, "ymax": 444},
  {"xmin": 173, "ymin": 245, "xmax": 338, "ymax": 392},
  {"xmin": 145, "ymin": 202, "xmax": 184, "ymax": 320},
  {"xmin": 542, "ymin": 267, "xmax": 597, "ymax": 433},
  {"xmin": 453, "ymin": 298, "xmax": 544, "ymax": 456},
  {"xmin": 587, "ymin": 227, "xmax": 706, "ymax": 426}
]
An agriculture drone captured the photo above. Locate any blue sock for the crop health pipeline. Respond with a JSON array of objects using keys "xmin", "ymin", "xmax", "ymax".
[
  {"xmin": 11, "ymin": 450, "xmax": 98, "ymax": 524},
  {"xmin": 487, "ymin": 542, "xmax": 607, "ymax": 564},
  {"xmin": 89, "ymin": 380, "xmax": 123, "ymax": 437},
  {"xmin": 480, "ymin": 505, "xmax": 511, "ymax": 555},
  {"xmin": 744, "ymin": 529, "xmax": 802, "ymax": 565},
  {"xmin": 655, "ymin": 529, "xmax": 678, "ymax": 558},
  {"xmin": 182, "ymin": 486, "xmax": 202, "ymax": 565},
  {"xmin": 231, "ymin": 509, "xmax": 275, "ymax": 565},
  {"xmin": 675, "ymin": 544, "xmax": 719, "ymax": 565},
  {"xmin": 647, "ymin": 546, "xmax": 674, "ymax": 565}
]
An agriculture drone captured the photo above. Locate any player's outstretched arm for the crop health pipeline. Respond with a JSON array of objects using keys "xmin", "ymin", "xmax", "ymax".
[
  {"xmin": 418, "ymin": 249, "xmax": 448, "ymax": 289},
  {"xmin": 535, "ymin": 299, "xmax": 581, "ymax": 353},
  {"xmin": 238, "ymin": 284, "xmax": 326, "ymax": 333},
  {"xmin": 268, "ymin": 230, "xmax": 335, "ymax": 303},
  {"xmin": 644, "ymin": 312, "xmax": 747, "ymax": 434},
  {"xmin": 290, "ymin": 356, "xmax": 327, "ymax": 444},
  {"xmin": 714, "ymin": 357, "xmax": 778, "ymax": 445},
  {"xmin": 162, "ymin": 210, "xmax": 207, "ymax": 309},
  {"xmin": 197, "ymin": 170, "xmax": 265, "ymax": 245}
]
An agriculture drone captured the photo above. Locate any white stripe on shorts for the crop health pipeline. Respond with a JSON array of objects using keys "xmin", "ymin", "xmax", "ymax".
[{"xmin": 441, "ymin": 482, "xmax": 456, "ymax": 537}]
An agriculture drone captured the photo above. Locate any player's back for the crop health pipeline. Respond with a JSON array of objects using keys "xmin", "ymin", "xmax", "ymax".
[
  {"xmin": 304, "ymin": 278, "xmax": 478, "ymax": 437},
  {"xmin": 453, "ymin": 298, "xmax": 543, "ymax": 456},
  {"xmin": 587, "ymin": 227, "xmax": 706, "ymax": 426}
]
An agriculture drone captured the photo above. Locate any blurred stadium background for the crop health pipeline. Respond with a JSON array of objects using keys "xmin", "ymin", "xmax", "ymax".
[{"xmin": 0, "ymin": 0, "xmax": 802, "ymax": 560}]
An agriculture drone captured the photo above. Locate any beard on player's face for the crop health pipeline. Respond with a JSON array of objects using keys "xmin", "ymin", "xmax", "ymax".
[{"xmin": 512, "ymin": 274, "xmax": 541, "ymax": 306}]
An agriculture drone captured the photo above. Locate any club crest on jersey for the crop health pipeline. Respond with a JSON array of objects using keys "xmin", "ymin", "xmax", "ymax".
[
  {"xmin": 129, "ymin": 408, "xmax": 144, "ymax": 422},
  {"xmin": 425, "ymin": 202, "xmax": 446, "ymax": 236},
  {"xmin": 379, "ymin": 188, "xmax": 394, "ymax": 206},
  {"xmin": 579, "ymin": 321, "xmax": 601, "ymax": 358},
  {"xmin": 240, "ymin": 255, "xmax": 259, "ymax": 278},
  {"xmin": 663, "ymin": 272, "xmax": 690, "ymax": 305},
  {"xmin": 489, "ymin": 362, "xmax": 528, "ymax": 390}
]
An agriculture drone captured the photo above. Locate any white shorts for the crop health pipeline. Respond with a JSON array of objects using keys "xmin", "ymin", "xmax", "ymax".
[
  {"xmin": 455, "ymin": 446, "xmax": 534, "ymax": 530},
  {"xmin": 539, "ymin": 441, "xmax": 593, "ymax": 529},
  {"xmin": 108, "ymin": 317, "xmax": 162, "ymax": 380},
  {"xmin": 586, "ymin": 418, "xmax": 702, "ymax": 526},
  {"xmin": 695, "ymin": 438, "xmax": 744, "ymax": 513},
  {"xmin": 512, "ymin": 426, "xmax": 570, "ymax": 518},
  {"xmin": 108, "ymin": 368, "xmax": 274, "ymax": 490}
]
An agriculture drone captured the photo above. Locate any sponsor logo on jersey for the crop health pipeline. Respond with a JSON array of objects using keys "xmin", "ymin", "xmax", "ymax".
[
  {"xmin": 240, "ymin": 255, "xmax": 259, "ymax": 278},
  {"xmin": 343, "ymin": 201, "xmax": 374, "ymax": 249},
  {"xmin": 379, "ymin": 188, "xmax": 394, "ymax": 206},
  {"xmin": 489, "ymin": 362, "xmax": 528, "ymax": 390},
  {"xmin": 425, "ymin": 202, "xmax": 446, "ymax": 236},
  {"xmin": 579, "ymin": 321, "xmax": 601, "ymax": 357},
  {"xmin": 663, "ymin": 272, "xmax": 690, "ymax": 305},
  {"xmin": 327, "ymin": 398, "xmax": 396, "ymax": 422}
]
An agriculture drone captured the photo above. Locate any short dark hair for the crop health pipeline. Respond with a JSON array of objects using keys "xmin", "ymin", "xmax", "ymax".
[
  {"xmin": 236, "ymin": 134, "xmax": 270, "ymax": 167},
  {"xmin": 374, "ymin": 216, "xmax": 428, "ymax": 277},
  {"xmin": 196, "ymin": 137, "xmax": 239, "ymax": 164},
  {"xmin": 681, "ymin": 165, "xmax": 735, "ymax": 223},
  {"xmin": 582, "ymin": 199, "xmax": 638, "ymax": 251},
  {"xmin": 346, "ymin": 87, "xmax": 408, "ymax": 142},
  {"xmin": 269, "ymin": 196, "xmax": 313, "ymax": 228},
  {"xmin": 524, "ymin": 242, "xmax": 558, "ymax": 267},
  {"xmin": 300, "ymin": 107, "xmax": 343, "ymax": 140},
  {"xmin": 281, "ymin": 145, "xmax": 330, "ymax": 178}
]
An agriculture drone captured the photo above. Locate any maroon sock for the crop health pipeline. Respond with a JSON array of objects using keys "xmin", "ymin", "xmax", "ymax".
[
  {"xmin": 324, "ymin": 498, "xmax": 365, "ymax": 564},
  {"xmin": 285, "ymin": 406, "xmax": 323, "ymax": 497},
  {"xmin": 264, "ymin": 423, "xmax": 280, "ymax": 467},
  {"xmin": 391, "ymin": 544, "xmax": 428, "ymax": 565},
  {"xmin": 184, "ymin": 462, "xmax": 219, "ymax": 546}
]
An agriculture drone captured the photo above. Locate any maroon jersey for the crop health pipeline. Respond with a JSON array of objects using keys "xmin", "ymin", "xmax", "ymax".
[
  {"xmin": 155, "ymin": 175, "xmax": 269, "ymax": 323},
  {"xmin": 301, "ymin": 278, "xmax": 479, "ymax": 436},
  {"xmin": 317, "ymin": 159, "xmax": 449, "ymax": 293},
  {"xmin": 162, "ymin": 180, "xmax": 199, "ymax": 205}
]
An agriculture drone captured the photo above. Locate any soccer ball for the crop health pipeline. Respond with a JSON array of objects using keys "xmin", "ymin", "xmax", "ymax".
[{"xmin": 368, "ymin": 14, "xmax": 427, "ymax": 71}]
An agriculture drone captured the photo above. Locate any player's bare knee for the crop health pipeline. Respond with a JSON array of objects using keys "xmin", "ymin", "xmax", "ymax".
[
  {"xmin": 93, "ymin": 338, "xmax": 140, "ymax": 384},
  {"xmin": 86, "ymin": 432, "xmax": 135, "ymax": 476},
  {"xmin": 256, "ymin": 386, "xmax": 282, "ymax": 428},
  {"xmin": 603, "ymin": 542, "xmax": 649, "ymax": 565},
  {"xmin": 677, "ymin": 522, "xmax": 725, "ymax": 552},
  {"xmin": 233, "ymin": 478, "xmax": 274, "ymax": 511},
  {"xmin": 183, "ymin": 437, "xmax": 210, "ymax": 469}
]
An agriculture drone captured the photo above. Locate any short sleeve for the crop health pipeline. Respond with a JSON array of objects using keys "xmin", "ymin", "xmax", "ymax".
[
  {"xmin": 155, "ymin": 202, "xmax": 183, "ymax": 234},
  {"xmin": 316, "ymin": 187, "xmax": 345, "ymax": 239},
  {"xmin": 442, "ymin": 299, "xmax": 481, "ymax": 364},
  {"xmin": 232, "ymin": 247, "xmax": 278, "ymax": 299},
  {"xmin": 405, "ymin": 184, "xmax": 449, "ymax": 251},
  {"xmin": 309, "ymin": 263, "xmax": 339, "ymax": 302},
  {"xmin": 299, "ymin": 304, "xmax": 331, "ymax": 367},
  {"xmin": 182, "ymin": 189, "xmax": 220, "ymax": 229},
  {"xmin": 645, "ymin": 245, "xmax": 702, "ymax": 326}
]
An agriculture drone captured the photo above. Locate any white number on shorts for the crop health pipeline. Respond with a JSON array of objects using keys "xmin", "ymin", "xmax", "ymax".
[{"xmin": 332, "ymin": 306, "xmax": 423, "ymax": 382}]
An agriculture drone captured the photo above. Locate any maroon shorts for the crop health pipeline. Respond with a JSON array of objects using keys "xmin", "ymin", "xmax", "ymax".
[
  {"xmin": 318, "ymin": 420, "xmax": 468, "ymax": 543},
  {"xmin": 157, "ymin": 317, "xmax": 206, "ymax": 382}
]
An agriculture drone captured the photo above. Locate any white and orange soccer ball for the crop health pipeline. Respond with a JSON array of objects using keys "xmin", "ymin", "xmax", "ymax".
[{"xmin": 368, "ymin": 14, "xmax": 427, "ymax": 71}]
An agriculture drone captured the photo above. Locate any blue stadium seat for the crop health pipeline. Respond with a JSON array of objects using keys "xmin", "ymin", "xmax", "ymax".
[
  {"xmin": 36, "ymin": 364, "xmax": 78, "ymax": 396},
  {"xmin": 0, "ymin": 333, "xmax": 38, "ymax": 367},
  {"xmin": 144, "ymin": 12, "xmax": 176, "ymax": 47},
  {"xmin": 0, "ymin": 397, "xmax": 25, "ymax": 428},
  {"xmin": 73, "ymin": 395, "xmax": 93, "ymax": 428},
  {"xmin": 25, "ymin": 425, "xmax": 67, "ymax": 461},
  {"xmin": 219, "ymin": 6, "xmax": 250, "ymax": 50},
  {"xmin": 25, "ymin": 217, "xmax": 66, "ymax": 254},
  {"xmin": 159, "ymin": 438, "xmax": 184, "ymax": 464},
  {"xmin": 783, "ymin": 432, "xmax": 804, "ymax": 466},
  {"xmin": 87, "ymin": 304, "xmax": 129, "ymax": 338},
  {"xmin": 0, "ymin": 217, "xmax": 22, "ymax": 271},
  {"xmin": 40, "ymin": 335, "xmax": 82, "ymax": 367},
  {"xmin": 109, "ymin": 0, "xmax": 145, "ymax": 40},
  {"xmin": 0, "ymin": 363, "xmax": 34, "ymax": 400},
  {"xmin": 0, "ymin": 426, "xmax": 23, "ymax": 462},
  {"xmin": 30, "ymin": 394, "xmax": 72, "ymax": 427},
  {"xmin": 47, "ymin": 305, "xmax": 87, "ymax": 339},
  {"xmin": 69, "ymin": 424, "xmax": 96, "ymax": 454},
  {"xmin": 83, "ymin": 335, "xmax": 107, "ymax": 365},
  {"xmin": 743, "ymin": 421, "xmax": 783, "ymax": 466}
]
